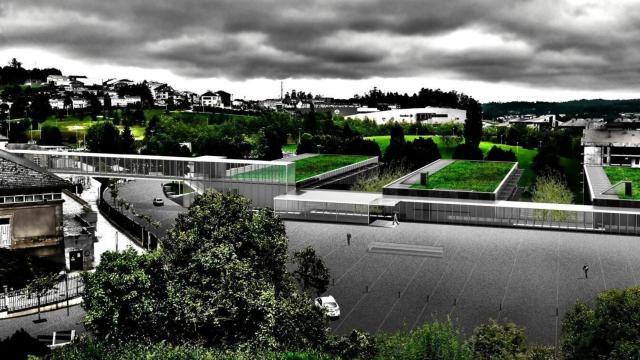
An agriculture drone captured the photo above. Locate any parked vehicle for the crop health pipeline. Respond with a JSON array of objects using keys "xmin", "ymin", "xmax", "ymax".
[
  {"xmin": 152, "ymin": 197, "xmax": 164, "ymax": 206},
  {"xmin": 314, "ymin": 295, "xmax": 340, "ymax": 318}
]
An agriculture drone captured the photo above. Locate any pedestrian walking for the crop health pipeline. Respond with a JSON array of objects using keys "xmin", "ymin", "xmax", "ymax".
[
  {"xmin": 582, "ymin": 264, "xmax": 589, "ymax": 279},
  {"xmin": 346, "ymin": 233, "xmax": 351, "ymax": 246},
  {"xmin": 392, "ymin": 212, "xmax": 400, "ymax": 226}
]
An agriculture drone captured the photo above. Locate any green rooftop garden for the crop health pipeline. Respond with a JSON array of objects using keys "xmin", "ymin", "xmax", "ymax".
[
  {"xmin": 231, "ymin": 154, "xmax": 372, "ymax": 182},
  {"xmin": 410, "ymin": 160, "xmax": 514, "ymax": 192},
  {"xmin": 603, "ymin": 166, "xmax": 640, "ymax": 200}
]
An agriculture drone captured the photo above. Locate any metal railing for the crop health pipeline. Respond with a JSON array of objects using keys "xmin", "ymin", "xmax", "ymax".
[{"xmin": 1, "ymin": 273, "xmax": 84, "ymax": 313}]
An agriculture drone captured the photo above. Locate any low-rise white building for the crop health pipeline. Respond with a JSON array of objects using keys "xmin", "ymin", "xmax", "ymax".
[{"xmin": 345, "ymin": 107, "xmax": 466, "ymax": 125}]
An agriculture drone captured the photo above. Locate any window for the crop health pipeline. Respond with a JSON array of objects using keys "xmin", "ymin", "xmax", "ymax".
[{"xmin": 0, "ymin": 218, "xmax": 10, "ymax": 247}]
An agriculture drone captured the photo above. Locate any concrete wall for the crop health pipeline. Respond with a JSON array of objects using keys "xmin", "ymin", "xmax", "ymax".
[{"xmin": 0, "ymin": 201, "xmax": 63, "ymax": 249}]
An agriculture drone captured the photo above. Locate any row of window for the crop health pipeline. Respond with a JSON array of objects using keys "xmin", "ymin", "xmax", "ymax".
[{"xmin": 0, "ymin": 193, "xmax": 62, "ymax": 205}]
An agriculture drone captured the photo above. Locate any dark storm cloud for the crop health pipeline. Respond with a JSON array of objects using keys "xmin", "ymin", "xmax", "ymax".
[{"xmin": 2, "ymin": 0, "xmax": 640, "ymax": 90}]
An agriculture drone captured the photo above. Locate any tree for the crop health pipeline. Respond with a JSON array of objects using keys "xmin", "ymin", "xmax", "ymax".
[
  {"xmin": 296, "ymin": 133, "xmax": 317, "ymax": 154},
  {"xmin": 252, "ymin": 128, "xmax": 283, "ymax": 160},
  {"xmin": 293, "ymin": 246, "xmax": 330, "ymax": 294},
  {"xmin": 533, "ymin": 144, "xmax": 561, "ymax": 175},
  {"xmin": 29, "ymin": 93, "xmax": 52, "ymax": 123},
  {"xmin": 302, "ymin": 105, "xmax": 318, "ymax": 134},
  {"xmin": 562, "ymin": 286, "xmax": 640, "ymax": 359},
  {"xmin": 405, "ymin": 137, "xmax": 441, "ymax": 169},
  {"xmin": 462, "ymin": 98, "xmax": 483, "ymax": 148},
  {"xmin": 85, "ymin": 122, "xmax": 120, "ymax": 153},
  {"xmin": 377, "ymin": 319, "xmax": 472, "ymax": 359},
  {"xmin": 27, "ymin": 272, "xmax": 60, "ymax": 323},
  {"xmin": 38, "ymin": 125, "xmax": 63, "ymax": 146},
  {"xmin": 532, "ymin": 171, "xmax": 574, "ymax": 221},
  {"xmin": 341, "ymin": 123, "xmax": 353, "ymax": 139},
  {"xmin": 452, "ymin": 143, "xmax": 484, "ymax": 160},
  {"xmin": 119, "ymin": 125, "xmax": 136, "ymax": 154},
  {"xmin": 161, "ymin": 192, "xmax": 293, "ymax": 346},
  {"xmin": 389, "ymin": 123, "xmax": 405, "ymax": 145},
  {"xmin": 467, "ymin": 319, "xmax": 527, "ymax": 359},
  {"xmin": 82, "ymin": 249, "xmax": 168, "ymax": 343},
  {"xmin": 484, "ymin": 146, "xmax": 517, "ymax": 162}
]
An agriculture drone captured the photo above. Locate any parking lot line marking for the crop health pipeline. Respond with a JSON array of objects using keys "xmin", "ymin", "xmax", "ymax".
[
  {"xmin": 334, "ymin": 257, "xmax": 398, "ymax": 333},
  {"xmin": 331, "ymin": 253, "xmax": 369, "ymax": 286},
  {"xmin": 448, "ymin": 236, "xmax": 494, "ymax": 317},
  {"xmin": 497, "ymin": 236, "xmax": 524, "ymax": 321},
  {"xmin": 411, "ymin": 241, "xmax": 469, "ymax": 330},
  {"xmin": 596, "ymin": 241, "xmax": 607, "ymax": 291},
  {"xmin": 554, "ymin": 236, "xmax": 560, "ymax": 352},
  {"xmin": 376, "ymin": 257, "xmax": 428, "ymax": 333}
]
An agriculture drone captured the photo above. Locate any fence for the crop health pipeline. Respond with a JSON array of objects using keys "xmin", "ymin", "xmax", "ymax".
[{"xmin": 1, "ymin": 273, "xmax": 84, "ymax": 313}]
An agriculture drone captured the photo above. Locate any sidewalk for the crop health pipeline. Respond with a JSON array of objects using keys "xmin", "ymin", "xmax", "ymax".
[{"xmin": 0, "ymin": 304, "xmax": 86, "ymax": 340}]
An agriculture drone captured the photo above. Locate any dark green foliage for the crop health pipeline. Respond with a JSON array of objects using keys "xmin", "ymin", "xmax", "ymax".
[
  {"xmin": 376, "ymin": 320, "xmax": 472, "ymax": 359},
  {"xmin": 48, "ymin": 338, "xmax": 335, "ymax": 360},
  {"xmin": 119, "ymin": 125, "xmax": 136, "ymax": 154},
  {"xmin": 29, "ymin": 93, "xmax": 52, "ymax": 123},
  {"xmin": 303, "ymin": 105, "xmax": 318, "ymax": 135},
  {"xmin": 484, "ymin": 146, "xmax": 517, "ymax": 162},
  {"xmin": 39, "ymin": 125, "xmax": 63, "ymax": 145},
  {"xmin": 462, "ymin": 97, "xmax": 482, "ymax": 148},
  {"xmin": 0, "ymin": 328, "xmax": 50, "ymax": 359},
  {"xmin": 253, "ymin": 128, "xmax": 284, "ymax": 160},
  {"xmin": 452, "ymin": 143, "xmax": 484, "ymax": 160},
  {"xmin": 82, "ymin": 249, "xmax": 168, "ymax": 343},
  {"xmin": 561, "ymin": 286, "xmax": 640, "ymax": 360},
  {"xmin": 389, "ymin": 123, "xmax": 405, "ymax": 145},
  {"xmin": 0, "ymin": 58, "xmax": 61, "ymax": 86},
  {"xmin": 325, "ymin": 330, "xmax": 376, "ymax": 360},
  {"xmin": 482, "ymin": 98, "xmax": 640, "ymax": 120},
  {"xmin": 467, "ymin": 319, "xmax": 527, "ymax": 359},
  {"xmin": 0, "ymin": 248, "xmax": 61, "ymax": 289},
  {"xmin": 293, "ymin": 246, "xmax": 330, "ymax": 294},
  {"xmin": 85, "ymin": 122, "xmax": 120, "ymax": 153},
  {"xmin": 533, "ymin": 145, "xmax": 561, "ymax": 175},
  {"xmin": 383, "ymin": 136, "xmax": 441, "ymax": 170}
]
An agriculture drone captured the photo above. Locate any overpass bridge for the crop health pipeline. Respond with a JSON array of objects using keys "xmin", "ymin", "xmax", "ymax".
[{"xmin": 5, "ymin": 149, "xmax": 295, "ymax": 208}]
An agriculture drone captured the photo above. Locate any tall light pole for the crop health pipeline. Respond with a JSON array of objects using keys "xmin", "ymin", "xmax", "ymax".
[{"xmin": 516, "ymin": 141, "xmax": 519, "ymax": 157}]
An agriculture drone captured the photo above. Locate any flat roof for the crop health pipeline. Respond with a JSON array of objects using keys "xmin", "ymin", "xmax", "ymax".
[
  {"xmin": 582, "ymin": 128, "xmax": 640, "ymax": 147},
  {"xmin": 275, "ymin": 189, "xmax": 395, "ymax": 206}
]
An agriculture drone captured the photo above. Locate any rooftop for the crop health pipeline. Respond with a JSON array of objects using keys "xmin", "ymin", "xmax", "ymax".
[
  {"xmin": 0, "ymin": 150, "xmax": 71, "ymax": 195},
  {"xmin": 582, "ymin": 128, "xmax": 640, "ymax": 147}
]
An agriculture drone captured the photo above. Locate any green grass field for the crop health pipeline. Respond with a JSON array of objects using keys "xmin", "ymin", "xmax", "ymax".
[
  {"xmin": 40, "ymin": 116, "xmax": 145, "ymax": 141},
  {"xmin": 231, "ymin": 154, "xmax": 371, "ymax": 182},
  {"xmin": 603, "ymin": 167, "xmax": 640, "ymax": 200},
  {"xmin": 410, "ymin": 160, "xmax": 514, "ymax": 192},
  {"xmin": 294, "ymin": 154, "xmax": 371, "ymax": 181}
]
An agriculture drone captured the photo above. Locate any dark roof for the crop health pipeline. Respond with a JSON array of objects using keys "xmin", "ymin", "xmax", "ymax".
[
  {"xmin": 201, "ymin": 91, "xmax": 216, "ymax": 97},
  {"xmin": 215, "ymin": 90, "xmax": 231, "ymax": 96},
  {"xmin": 0, "ymin": 150, "xmax": 72, "ymax": 195}
]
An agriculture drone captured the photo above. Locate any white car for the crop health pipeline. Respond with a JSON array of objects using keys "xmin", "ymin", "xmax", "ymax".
[{"xmin": 315, "ymin": 295, "xmax": 340, "ymax": 318}]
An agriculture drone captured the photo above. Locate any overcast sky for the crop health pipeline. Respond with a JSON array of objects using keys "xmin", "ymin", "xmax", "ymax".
[{"xmin": 1, "ymin": 0, "xmax": 639, "ymax": 102}]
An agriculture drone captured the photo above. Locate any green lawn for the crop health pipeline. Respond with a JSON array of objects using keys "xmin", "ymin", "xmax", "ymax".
[
  {"xmin": 603, "ymin": 167, "xmax": 640, "ymax": 200},
  {"xmin": 40, "ymin": 116, "xmax": 145, "ymax": 141},
  {"xmin": 294, "ymin": 154, "xmax": 371, "ymax": 181},
  {"xmin": 231, "ymin": 154, "xmax": 371, "ymax": 182},
  {"xmin": 366, "ymin": 135, "xmax": 536, "ymax": 186},
  {"xmin": 410, "ymin": 160, "xmax": 515, "ymax": 192},
  {"xmin": 282, "ymin": 144, "xmax": 297, "ymax": 154}
]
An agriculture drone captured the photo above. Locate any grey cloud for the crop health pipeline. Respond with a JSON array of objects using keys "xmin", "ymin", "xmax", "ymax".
[{"xmin": 2, "ymin": 0, "xmax": 640, "ymax": 91}]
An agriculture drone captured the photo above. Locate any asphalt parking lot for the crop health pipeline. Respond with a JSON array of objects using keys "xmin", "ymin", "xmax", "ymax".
[{"xmin": 285, "ymin": 220, "xmax": 640, "ymax": 346}]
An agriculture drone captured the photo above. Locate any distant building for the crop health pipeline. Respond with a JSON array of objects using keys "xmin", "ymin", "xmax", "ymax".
[
  {"xmin": 558, "ymin": 118, "xmax": 605, "ymax": 129},
  {"xmin": 508, "ymin": 114, "xmax": 558, "ymax": 129},
  {"xmin": 582, "ymin": 128, "xmax": 640, "ymax": 167},
  {"xmin": 345, "ymin": 107, "xmax": 466, "ymax": 125},
  {"xmin": 200, "ymin": 90, "xmax": 232, "ymax": 108},
  {"xmin": 46, "ymin": 75, "xmax": 71, "ymax": 87}
]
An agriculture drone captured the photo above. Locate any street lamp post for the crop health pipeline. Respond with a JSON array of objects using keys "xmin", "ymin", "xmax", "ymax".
[
  {"xmin": 59, "ymin": 270, "xmax": 69, "ymax": 317},
  {"xmin": 516, "ymin": 142, "xmax": 519, "ymax": 157}
]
